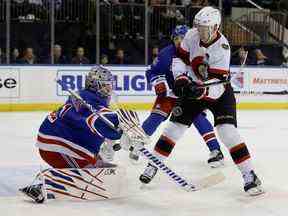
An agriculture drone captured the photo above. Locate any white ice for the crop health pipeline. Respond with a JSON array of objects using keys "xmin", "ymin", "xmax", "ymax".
[{"xmin": 0, "ymin": 110, "xmax": 288, "ymax": 216}]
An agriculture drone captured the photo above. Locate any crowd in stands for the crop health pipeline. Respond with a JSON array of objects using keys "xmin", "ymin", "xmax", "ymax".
[
  {"xmin": 0, "ymin": 0, "xmax": 287, "ymax": 66},
  {"xmin": 1, "ymin": 44, "xmax": 286, "ymax": 67}
]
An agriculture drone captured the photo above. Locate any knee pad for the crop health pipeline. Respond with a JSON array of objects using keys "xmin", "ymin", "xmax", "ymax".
[{"xmin": 216, "ymin": 124, "xmax": 243, "ymax": 149}]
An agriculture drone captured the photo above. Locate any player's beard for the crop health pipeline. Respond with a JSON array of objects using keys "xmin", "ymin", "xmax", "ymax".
[{"xmin": 198, "ymin": 26, "xmax": 215, "ymax": 44}]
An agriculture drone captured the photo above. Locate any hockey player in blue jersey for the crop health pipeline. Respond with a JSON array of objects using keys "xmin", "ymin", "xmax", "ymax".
[
  {"xmin": 138, "ymin": 25, "xmax": 224, "ymax": 183},
  {"xmin": 36, "ymin": 66, "xmax": 123, "ymax": 169},
  {"xmin": 20, "ymin": 66, "xmax": 139, "ymax": 203}
]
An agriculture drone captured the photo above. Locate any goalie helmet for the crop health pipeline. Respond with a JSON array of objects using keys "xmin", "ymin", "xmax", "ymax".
[
  {"xmin": 85, "ymin": 65, "xmax": 114, "ymax": 97},
  {"xmin": 193, "ymin": 6, "xmax": 221, "ymax": 43}
]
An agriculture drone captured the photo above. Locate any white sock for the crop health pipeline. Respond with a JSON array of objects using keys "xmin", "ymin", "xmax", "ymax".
[{"xmin": 237, "ymin": 158, "xmax": 253, "ymax": 176}]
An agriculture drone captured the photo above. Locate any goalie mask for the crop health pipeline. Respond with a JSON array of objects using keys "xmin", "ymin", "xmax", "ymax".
[
  {"xmin": 85, "ymin": 66, "xmax": 114, "ymax": 97},
  {"xmin": 193, "ymin": 6, "xmax": 221, "ymax": 44}
]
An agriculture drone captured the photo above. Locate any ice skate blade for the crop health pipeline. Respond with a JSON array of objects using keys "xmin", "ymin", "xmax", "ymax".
[
  {"xmin": 208, "ymin": 160, "xmax": 224, "ymax": 168},
  {"xmin": 246, "ymin": 186, "xmax": 265, "ymax": 196}
]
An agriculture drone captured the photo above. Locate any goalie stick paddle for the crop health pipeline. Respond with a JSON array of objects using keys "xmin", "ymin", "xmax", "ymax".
[{"xmin": 56, "ymin": 79, "xmax": 225, "ymax": 192}]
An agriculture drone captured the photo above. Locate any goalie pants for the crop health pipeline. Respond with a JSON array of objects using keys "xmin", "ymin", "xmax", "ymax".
[{"xmin": 39, "ymin": 149, "xmax": 95, "ymax": 168}]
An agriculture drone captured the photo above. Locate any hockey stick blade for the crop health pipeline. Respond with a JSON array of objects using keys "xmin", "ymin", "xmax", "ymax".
[
  {"xmin": 193, "ymin": 171, "xmax": 225, "ymax": 190},
  {"xmin": 139, "ymin": 147, "xmax": 225, "ymax": 192}
]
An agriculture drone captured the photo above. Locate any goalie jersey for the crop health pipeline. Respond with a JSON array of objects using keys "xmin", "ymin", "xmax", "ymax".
[{"xmin": 36, "ymin": 89, "xmax": 122, "ymax": 165}]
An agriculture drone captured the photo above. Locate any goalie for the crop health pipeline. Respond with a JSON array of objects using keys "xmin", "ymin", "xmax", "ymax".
[{"xmin": 20, "ymin": 66, "xmax": 143, "ymax": 203}]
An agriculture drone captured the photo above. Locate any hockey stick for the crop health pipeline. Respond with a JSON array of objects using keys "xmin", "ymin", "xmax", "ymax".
[
  {"xmin": 139, "ymin": 147, "xmax": 225, "ymax": 191},
  {"xmin": 197, "ymin": 79, "xmax": 230, "ymax": 89},
  {"xmin": 234, "ymin": 90, "xmax": 288, "ymax": 95},
  {"xmin": 116, "ymin": 108, "xmax": 225, "ymax": 191},
  {"xmin": 56, "ymin": 79, "xmax": 225, "ymax": 192}
]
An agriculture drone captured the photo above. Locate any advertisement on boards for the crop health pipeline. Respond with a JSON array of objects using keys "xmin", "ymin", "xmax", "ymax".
[
  {"xmin": 56, "ymin": 67, "xmax": 153, "ymax": 96},
  {"xmin": 0, "ymin": 68, "xmax": 20, "ymax": 98}
]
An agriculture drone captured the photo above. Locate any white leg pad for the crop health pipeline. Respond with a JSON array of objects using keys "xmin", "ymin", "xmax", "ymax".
[{"xmin": 42, "ymin": 166, "xmax": 126, "ymax": 201}]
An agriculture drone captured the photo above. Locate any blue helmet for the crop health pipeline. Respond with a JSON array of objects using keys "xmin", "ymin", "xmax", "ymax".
[{"xmin": 171, "ymin": 25, "xmax": 189, "ymax": 39}]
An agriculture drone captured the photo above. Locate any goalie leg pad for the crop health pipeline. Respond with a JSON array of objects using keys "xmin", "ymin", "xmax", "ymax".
[{"xmin": 42, "ymin": 166, "xmax": 127, "ymax": 201}]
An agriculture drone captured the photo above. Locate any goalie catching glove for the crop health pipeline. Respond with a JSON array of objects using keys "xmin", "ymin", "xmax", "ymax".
[
  {"xmin": 116, "ymin": 108, "xmax": 149, "ymax": 153},
  {"xmin": 173, "ymin": 75, "xmax": 206, "ymax": 99}
]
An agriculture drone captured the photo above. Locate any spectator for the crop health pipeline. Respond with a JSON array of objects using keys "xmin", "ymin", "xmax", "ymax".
[
  {"xmin": 100, "ymin": 54, "xmax": 109, "ymax": 65},
  {"xmin": 11, "ymin": 48, "xmax": 20, "ymax": 64},
  {"xmin": 52, "ymin": 44, "xmax": 68, "ymax": 64},
  {"xmin": 112, "ymin": 48, "xmax": 130, "ymax": 64},
  {"xmin": 191, "ymin": 0, "xmax": 208, "ymax": 6},
  {"xmin": 251, "ymin": 48, "xmax": 273, "ymax": 66},
  {"xmin": 17, "ymin": 47, "xmax": 36, "ymax": 64},
  {"xmin": 281, "ymin": 46, "xmax": 288, "ymax": 67},
  {"xmin": 71, "ymin": 47, "xmax": 90, "ymax": 64},
  {"xmin": 231, "ymin": 46, "xmax": 250, "ymax": 65},
  {"xmin": 149, "ymin": 46, "xmax": 159, "ymax": 64}
]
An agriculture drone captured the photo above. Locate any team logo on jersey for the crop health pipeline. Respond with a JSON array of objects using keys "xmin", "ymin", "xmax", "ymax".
[
  {"xmin": 221, "ymin": 44, "xmax": 229, "ymax": 50},
  {"xmin": 172, "ymin": 106, "xmax": 183, "ymax": 117}
]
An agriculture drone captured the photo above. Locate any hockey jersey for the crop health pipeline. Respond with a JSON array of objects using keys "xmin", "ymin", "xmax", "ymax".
[
  {"xmin": 146, "ymin": 44, "xmax": 187, "ymax": 98},
  {"xmin": 177, "ymin": 28, "xmax": 231, "ymax": 100},
  {"xmin": 36, "ymin": 89, "xmax": 122, "ymax": 165}
]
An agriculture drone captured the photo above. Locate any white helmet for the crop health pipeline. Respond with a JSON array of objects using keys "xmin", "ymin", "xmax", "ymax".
[
  {"xmin": 194, "ymin": 6, "xmax": 221, "ymax": 29},
  {"xmin": 193, "ymin": 7, "xmax": 221, "ymax": 43}
]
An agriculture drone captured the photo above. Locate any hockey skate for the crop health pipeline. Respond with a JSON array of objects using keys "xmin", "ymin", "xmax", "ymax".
[
  {"xmin": 243, "ymin": 170, "xmax": 264, "ymax": 196},
  {"xmin": 207, "ymin": 149, "xmax": 224, "ymax": 168},
  {"xmin": 19, "ymin": 184, "xmax": 45, "ymax": 203},
  {"xmin": 139, "ymin": 163, "xmax": 158, "ymax": 184}
]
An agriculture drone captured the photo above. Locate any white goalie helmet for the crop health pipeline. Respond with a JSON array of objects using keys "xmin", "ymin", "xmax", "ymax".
[
  {"xmin": 193, "ymin": 6, "xmax": 221, "ymax": 43},
  {"xmin": 85, "ymin": 65, "xmax": 114, "ymax": 97}
]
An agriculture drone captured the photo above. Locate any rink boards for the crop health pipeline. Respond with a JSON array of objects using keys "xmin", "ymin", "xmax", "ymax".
[{"xmin": 0, "ymin": 65, "xmax": 287, "ymax": 111}]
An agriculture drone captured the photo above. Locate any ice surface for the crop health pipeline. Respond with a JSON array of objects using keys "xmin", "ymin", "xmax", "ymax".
[{"xmin": 0, "ymin": 110, "xmax": 287, "ymax": 216}]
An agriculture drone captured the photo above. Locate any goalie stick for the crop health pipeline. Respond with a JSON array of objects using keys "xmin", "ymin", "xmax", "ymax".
[{"xmin": 56, "ymin": 79, "xmax": 225, "ymax": 192}]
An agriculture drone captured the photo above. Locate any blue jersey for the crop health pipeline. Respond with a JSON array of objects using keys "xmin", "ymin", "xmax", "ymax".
[
  {"xmin": 146, "ymin": 44, "xmax": 177, "ymax": 90},
  {"xmin": 36, "ymin": 89, "xmax": 122, "ymax": 164}
]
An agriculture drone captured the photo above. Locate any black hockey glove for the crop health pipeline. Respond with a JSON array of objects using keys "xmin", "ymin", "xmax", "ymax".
[{"xmin": 173, "ymin": 75, "xmax": 205, "ymax": 99}]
